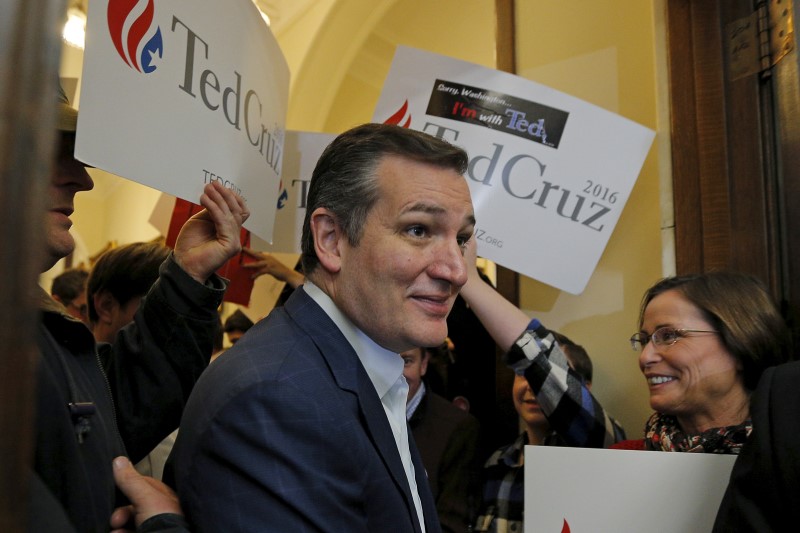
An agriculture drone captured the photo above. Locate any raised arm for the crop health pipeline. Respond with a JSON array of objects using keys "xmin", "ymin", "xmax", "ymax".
[
  {"xmin": 459, "ymin": 239, "xmax": 624, "ymax": 448},
  {"xmin": 105, "ymin": 183, "xmax": 249, "ymax": 461},
  {"xmin": 458, "ymin": 239, "xmax": 530, "ymax": 353}
]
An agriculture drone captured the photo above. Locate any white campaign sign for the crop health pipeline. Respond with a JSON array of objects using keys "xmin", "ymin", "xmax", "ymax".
[
  {"xmin": 77, "ymin": 0, "xmax": 289, "ymax": 242},
  {"xmin": 372, "ymin": 46, "xmax": 655, "ymax": 294},
  {"xmin": 524, "ymin": 447, "xmax": 736, "ymax": 532},
  {"xmin": 250, "ymin": 131, "xmax": 336, "ymax": 253}
]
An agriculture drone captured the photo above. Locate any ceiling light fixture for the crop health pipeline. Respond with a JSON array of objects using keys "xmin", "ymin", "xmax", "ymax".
[{"xmin": 63, "ymin": 6, "xmax": 87, "ymax": 49}]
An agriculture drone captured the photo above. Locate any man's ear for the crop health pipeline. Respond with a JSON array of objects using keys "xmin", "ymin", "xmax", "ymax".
[
  {"xmin": 309, "ymin": 207, "xmax": 343, "ymax": 274},
  {"xmin": 93, "ymin": 290, "xmax": 117, "ymax": 324}
]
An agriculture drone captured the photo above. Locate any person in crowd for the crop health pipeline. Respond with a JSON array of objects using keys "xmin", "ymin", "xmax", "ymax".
[
  {"xmin": 30, "ymin": 85, "xmax": 249, "ymax": 532},
  {"xmin": 244, "ymin": 245, "xmax": 502, "ymax": 451},
  {"xmin": 458, "ymin": 239, "xmax": 625, "ymax": 532},
  {"xmin": 168, "ymin": 123, "xmax": 475, "ymax": 532},
  {"xmin": 87, "ymin": 241, "xmax": 179, "ymax": 481},
  {"xmin": 240, "ymin": 248, "xmax": 483, "ymax": 531},
  {"xmin": 402, "ymin": 345, "xmax": 481, "ymax": 533},
  {"xmin": 50, "ymin": 267, "xmax": 89, "ymax": 323},
  {"xmin": 459, "ymin": 239, "xmax": 625, "ymax": 450},
  {"xmin": 712, "ymin": 359, "xmax": 800, "ymax": 531},
  {"xmin": 613, "ymin": 271, "xmax": 792, "ymax": 452},
  {"xmin": 87, "ymin": 241, "xmax": 171, "ymax": 345},
  {"xmin": 222, "ymin": 308, "xmax": 254, "ymax": 345},
  {"xmin": 472, "ymin": 331, "xmax": 623, "ymax": 533}
]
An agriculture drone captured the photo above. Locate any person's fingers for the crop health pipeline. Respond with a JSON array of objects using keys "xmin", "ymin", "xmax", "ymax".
[
  {"xmin": 242, "ymin": 247, "xmax": 263, "ymax": 259},
  {"xmin": 112, "ymin": 456, "xmax": 142, "ymax": 494},
  {"xmin": 112, "ymin": 456, "xmax": 181, "ymax": 527},
  {"xmin": 109, "ymin": 504, "xmax": 134, "ymax": 531},
  {"xmin": 208, "ymin": 182, "xmax": 249, "ymax": 222},
  {"xmin": 191, "ymin": 183, "xmax": 245, "ymax": 220},
  {"xmin": 197, "ymin": 182, "xmax": 229, "ymax": 222}
]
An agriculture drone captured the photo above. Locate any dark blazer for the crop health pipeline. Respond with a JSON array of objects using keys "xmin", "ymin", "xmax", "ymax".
[
  {"xmin": 410, "ymin": 391, "xmax": 481, "ymax": 533},
  {"xmin": 713, "ymin": 361, "xmax": 800, "ymax": 532},
  {"xmin": 168, "ymin": 287, "xmax": 441, "ymax": 533}
]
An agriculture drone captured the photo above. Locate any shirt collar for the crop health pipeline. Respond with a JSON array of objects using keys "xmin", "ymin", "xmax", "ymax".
[
  {"xmin": 406, "ymin": 381, "xmax": 426, "ymax": 420},
  {"xmin": 303, "ymin": 281, "xmax": 404, "ymax": 398}
]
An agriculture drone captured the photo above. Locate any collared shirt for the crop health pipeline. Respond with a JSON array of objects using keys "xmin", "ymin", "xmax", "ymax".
[
  {"xmin": 475, "ymin": 321, "xmax": 627, "ymax": 532},
  {"xmin": 406, "ymin": 381, "xmax": 426, "ymax": 421},
  {"xmin": 304, "ymin": 281, "xmax": 426, "ymax": 532},
  {"xmin": 474, "ymin": 433, "xmax": 527, "ymax": 533}
]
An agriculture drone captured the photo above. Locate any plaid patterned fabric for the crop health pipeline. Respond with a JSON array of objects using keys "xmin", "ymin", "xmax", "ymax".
[
  {"xmin": 517, "ymin": 320, "xmax": 627, "ymax": 448},
  {"xmin": 474, "ymin": 433, "xmax": 527, "ymax": 532},
  {"xmin": 474, "ymin": 322, "xmax": 626, "ymax": 532}
]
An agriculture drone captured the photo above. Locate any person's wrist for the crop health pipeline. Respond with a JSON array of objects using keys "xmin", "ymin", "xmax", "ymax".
[{"xmin": 137, "ymin": 513, "xmax": 189, "ymax": 533}]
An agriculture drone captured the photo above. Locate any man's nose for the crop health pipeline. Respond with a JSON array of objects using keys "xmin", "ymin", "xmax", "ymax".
[
  {"xmin": 429, "ymin": 239, "xmax": 468, "ymax": 288},
  {"xmin": 58, "ymin": 159, "xmax": 94, "ymax": 192}
]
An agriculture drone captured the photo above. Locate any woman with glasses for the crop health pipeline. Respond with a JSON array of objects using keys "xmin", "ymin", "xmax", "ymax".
[{"xmin": 612, "ymin": 271, "xmax": 791, "ymax": 453}]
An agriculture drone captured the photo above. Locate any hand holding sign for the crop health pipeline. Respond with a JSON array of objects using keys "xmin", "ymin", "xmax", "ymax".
[{"xmin": 173, "ymin": 182, "xmax": 249, "ymax": 284}]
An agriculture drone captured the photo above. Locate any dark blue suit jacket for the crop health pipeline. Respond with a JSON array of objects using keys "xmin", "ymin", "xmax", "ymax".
[
  {"xmin": 712, "ymin": 360, "xmax": 800, "ymax": 532},
  {"xmin": 169, "ymin": 287, "xmax": 441, "ymax": 532}
]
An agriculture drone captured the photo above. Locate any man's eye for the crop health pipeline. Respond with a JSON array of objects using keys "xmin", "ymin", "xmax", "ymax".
[{"xmin": 407, "ymin": 226, "xmax": 427, "ymax": 238}]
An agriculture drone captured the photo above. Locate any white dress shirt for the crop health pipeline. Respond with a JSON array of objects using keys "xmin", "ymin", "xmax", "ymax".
[{"xmin": 304, "ymin": 281, "xmax": 426, "ymax": 532}]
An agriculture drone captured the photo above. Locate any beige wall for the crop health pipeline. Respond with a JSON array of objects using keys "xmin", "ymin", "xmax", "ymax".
[
  {"xmin": 512, "ymin": 1, "xmax": 667, "ymax": 433},
  {"xmin": 53, "ymin": 0, "xmax": 668, "ymax": 429}
]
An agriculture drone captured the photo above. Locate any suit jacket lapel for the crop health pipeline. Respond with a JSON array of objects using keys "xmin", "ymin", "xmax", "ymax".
[{"xmin": 285, "ymin": 288, "xmax": 427, "ymax": 532}]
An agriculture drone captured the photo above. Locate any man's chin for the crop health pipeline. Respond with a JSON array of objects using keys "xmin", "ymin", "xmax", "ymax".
[
  {"xmin": 411, "ymin": 325, "xmax": 448, "ymax": 349},
  {"xmin": 42, "ymin": 239, "xmax": 75, "ymax": 271}
]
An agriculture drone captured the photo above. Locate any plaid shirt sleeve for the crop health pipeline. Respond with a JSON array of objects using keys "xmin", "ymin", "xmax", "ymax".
[{"xmin": 511, "ymin": 320, "xmax": 626, "ymax": 448}]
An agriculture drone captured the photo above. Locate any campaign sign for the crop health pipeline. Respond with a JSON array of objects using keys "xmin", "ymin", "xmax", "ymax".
[
  {"xmin": 524, "ymin": 447, "xmax": 736, "ymax": 532},
  {"xmin": 250, "ymin": 131, "xmax": 337, "ymax": 253},
  {"xmin": 373, "ymin": 46, "xmax": 655, "ymax": 294},
  {"xmin": 76, "ymin": 0, "xmax": 289, "ymax": 243}
]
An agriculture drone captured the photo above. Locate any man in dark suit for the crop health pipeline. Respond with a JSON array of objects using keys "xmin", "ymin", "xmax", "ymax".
[
  {"xmin": 168, "ymin": 123, "xmax": 476, "ymax": 532},
  {"xmin": 403, "ymin": 346, "xmax": 481, "ymax": 532},
  {"xmin": 713, "ymin": 360, "xmax": 800, "ymax": 532}
]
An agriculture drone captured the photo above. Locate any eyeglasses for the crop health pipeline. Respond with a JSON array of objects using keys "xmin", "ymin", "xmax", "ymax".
[{"xmin": 629, "ymin": 327, "xmax": 718, "ymax": 351}]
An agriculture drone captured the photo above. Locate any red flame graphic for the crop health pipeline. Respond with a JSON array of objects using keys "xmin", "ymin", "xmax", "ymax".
[
  {"xmin": 561, "ymin": 518, "xmax": 571, "ymax": 533},
  {"xmin": 383, "ymin": 100, "xmax": 412, "ymax": 128}
]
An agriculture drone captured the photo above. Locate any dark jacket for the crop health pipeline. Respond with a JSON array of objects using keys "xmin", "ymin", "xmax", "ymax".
[
  {"xmin": 169, "ymin": 286, "xmax": 441, "ymax": 533},
  {"xmin": 409, "ymin": 390, "xmax": 481, "ymax": 533},
  {"xmin": 31, "ymin": 256, "xmax": 224, "ymax": 532},
  {"xmin": 713, "ymin": 361, "xmax": 800, "ymax": 532}
]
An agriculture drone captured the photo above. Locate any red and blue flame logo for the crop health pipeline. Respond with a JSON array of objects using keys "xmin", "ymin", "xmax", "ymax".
[{"xmin": 107, "ymin": 0, "xmax": 163, "ymax": 73}]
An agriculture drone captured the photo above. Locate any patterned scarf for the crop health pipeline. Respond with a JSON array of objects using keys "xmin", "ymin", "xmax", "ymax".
[{"xmin": 644, "ymin": 412, "xmax": 752, "ymax": 454}]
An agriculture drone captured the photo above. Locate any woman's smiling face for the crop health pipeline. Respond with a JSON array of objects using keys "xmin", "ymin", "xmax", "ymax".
[{"xmin": 637, "ymin": 289, "xmax": 748, "ymax": 433}]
